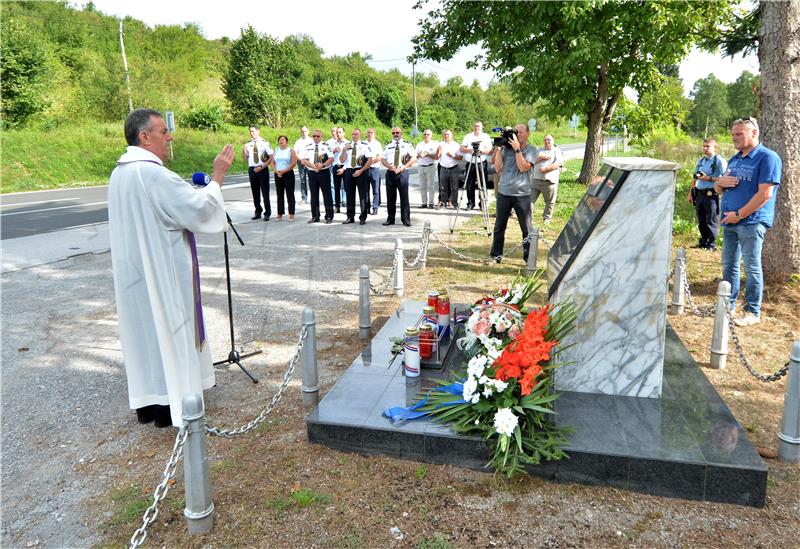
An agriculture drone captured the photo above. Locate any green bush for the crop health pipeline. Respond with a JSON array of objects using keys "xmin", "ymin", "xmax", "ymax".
[{"xmin": 181, "ymin": 103, "xmax": 227, "ymax": 131}]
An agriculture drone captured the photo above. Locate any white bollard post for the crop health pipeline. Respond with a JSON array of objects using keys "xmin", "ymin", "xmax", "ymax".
[
  {"xmin": 182, "ymin": 394, "xmax": 214, "ymax": 534},
  {"xmin": 526, "ymin": 227, "xmax": 539, "ymax": 276},
  {"xmin": 420, "ymin": 221, "xmax": 431, "ymax": 270},
  {"xmin": 670, "ymin": 248, "xmax": 686, "ymax": 315},
  {"xmin": 359, "ymin": 265, "xmax": 372, "ymax": 339},
  {"xmin": 301, "ymin": 308, "xmax": 319, "ymax": 406},
  {"xmin": 394, "ymin": 238, "xmax": 404, "ymax": 297},
  {"xmin": 778, "ymin": 341, "xmax": 800, "ymax": 464},
  {"xmin": 709, "ymin": 281, "xmax": 731, "ymax": 369}
]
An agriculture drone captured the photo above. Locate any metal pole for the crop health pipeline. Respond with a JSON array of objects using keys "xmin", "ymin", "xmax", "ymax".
[
  {"xmin": 778, "ymin": 341, "xmax": 800, "ymax": 464},
  {"xmin": 709, "ymin": 281, "xmax": 731, "ymax": 369},
  {"xmin": 118, "ymin": 21, "xmax": 134, "ymax": 114},
  {"xmin": 301, "ymin": 308, "xmax": 319, "ymax": 406},
  {"xmin": 420, "ymin": 221, "xmax": 431, "ymax": 270},
  {"xmin": 394, "ymin": 238, "xmax": 404, "ymax": 297},
  {"xmin": 182, "ymin": 394, "xmax": 214, "ymax": 534},
  {"xmin": 526, "ymin": 227, "xmax": 539, "ymax": 276},
  {"xmin": 359, "ymin": 265, "xmax": 371, "ymax": 340},
  {"xmin": 670, "ymin": 248, "xmax": 686, "ymax": 315}
]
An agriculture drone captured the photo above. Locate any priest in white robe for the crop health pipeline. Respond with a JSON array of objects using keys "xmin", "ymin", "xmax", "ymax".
[{"xmin": 109, "ymin": 108, "xmax": 234, "ymax": 428}]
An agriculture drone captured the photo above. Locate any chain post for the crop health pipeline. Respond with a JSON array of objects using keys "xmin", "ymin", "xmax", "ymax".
[
  {"xmin": 526, "ymin": 227, "xmax": 539, "ymax": 276},
  {"xmin": 778, "ymin": 341, "xmax": 800, "ymax": 464},
  {"xmin": 182, "ymin": 394, "xmax": 214, "ymax": 534},
  {"xmin": 420, "ymin": 221, "xmax": 431, "ymax": 269},
  {"xmin": 394, "ymin": 238, "xmax": 404, "ymax": 297},
  {"xmin": 300, "ymin": 308, "xmax": 319, "ymax": 406},
  {"xmin": 359, "ymin": 265, "xmax": 372, "ymax": 339},
  {"xmin": 709, "ymin": 281, "xmax": 731, "ymax": 369},
  {"xmin": 670, "ymin": 248, "xmax": 686, "ymax": 315}
]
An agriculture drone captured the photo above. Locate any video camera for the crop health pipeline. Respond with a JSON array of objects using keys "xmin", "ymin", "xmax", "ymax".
[{"xmin": 492, "ymin": 126, "xmax": 518, "ymax": 149}]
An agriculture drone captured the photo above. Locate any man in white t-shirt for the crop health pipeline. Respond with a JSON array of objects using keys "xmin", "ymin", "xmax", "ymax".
[
  {"xmin": 530, "ymin": 134, "xmax": 565, "ymax": 224},
  {"xmin": 437, "ymin": 129, "xmax": 462, "ymax": 208},
  {"xmin": 293, "ymin": 126, "xmax": 313, "ymax": 203},
  {"xmin": 415, "ymin": 129, "xmax": 439, "ymax": 208},
  {"xmin": 365, "ymin": 128, "xmax": 383, "ymax": 215},
  {"xmin": 459, "ymin": 121, "xmax": 493, "ymax": 210}
]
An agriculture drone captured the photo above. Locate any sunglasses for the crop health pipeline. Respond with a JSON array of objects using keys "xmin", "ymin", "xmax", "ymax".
[
  {"xmin": 391, "ymin": 132, "xmax": 401, "ymax": 135},
  {"xmin": 312, "ymin": 135, "xmax": 322, "ymax": 138},
  {"xmin": 734, "ymin": 116, "xmax": 758, "ymax": 131}
]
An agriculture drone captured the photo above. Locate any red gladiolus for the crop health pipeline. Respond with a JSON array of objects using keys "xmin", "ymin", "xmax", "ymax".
[{"xmin": 494, "ymin": 307, "xmax": 557, "ymax": 395}]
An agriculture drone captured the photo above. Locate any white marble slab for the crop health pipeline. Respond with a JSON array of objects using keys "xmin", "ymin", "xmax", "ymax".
[{"xmin": 552, "ymin": 164, "xmax": 678, "ymax": 398}]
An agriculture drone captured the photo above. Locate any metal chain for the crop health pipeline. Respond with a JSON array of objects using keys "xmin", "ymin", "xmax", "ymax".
[
  {"xmin": 681, "ymin": 269, "xmax": 716, "ymax": 318},
  {"xmin": 725, "ymin": 309, "xmax": 790, "ymax": 382},
  {"xmin": 129, "ymin": 426, "xmax": 188, "ymax": 549},
  {"xmin": 206, "ymin": 325, "xmax": 309, "ymax": 437},
  {"xmin": 429, "ymin": 230, "xmax": 532, "ymax": 264},
  {"xmin": 403, "ymin": 229, "xmax": 431, "ymax": 268},
  {"xmin": 369, "ymin": 252, "xmax": 398, "ymax": 295}
]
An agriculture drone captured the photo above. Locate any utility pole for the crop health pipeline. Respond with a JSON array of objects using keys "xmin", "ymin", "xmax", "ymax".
[
  {"xmin": 119, "ymin": 21, "xmax": 133, "ymax": 114},
  {"xmin": 412, "ymin": 61, "xmax": 418, "ymax": 136}
]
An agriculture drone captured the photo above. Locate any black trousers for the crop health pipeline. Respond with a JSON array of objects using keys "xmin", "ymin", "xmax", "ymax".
[
  {"xmin": 344, "ymin": 168, "xmax": 370, "ymax": 222},
  {"xmin": 439, "ymin": 165, "xmax": 460, "ymax": 205},
  {"xmin": 248, "ymin": 166, "xmax": 271, "ymax": 218},
  {"xmin": 465, "ymin": 160, "xmax": 487, "ymax": 208},
  {"xmin": 385, "ymin": 170, "xmax": 410, "ymax": 224},
  {"xmin": 491, "ymin": 192, "xmax": 532, "ymax": 260},
  {"xmin": 275, "ymin": 171, "xmax": 296, "ymax": 216},
  {"xmin": 308, "ymin": 169, "xmax": 333, "ymax": 221},
  {"xmin": 694, "ymin": 189, "xmax": 719, "ymax": 247},
  {"xmin": 331, "ymin": 166, "xmax": 345, "ymax": 209}
]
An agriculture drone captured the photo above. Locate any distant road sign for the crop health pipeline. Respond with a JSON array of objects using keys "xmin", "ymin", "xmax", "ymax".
[
  {"xmin": 165, "ymin": 111, "xmax": 176, "ymax": 132},
  {"xmin": 528, "ymin": 118, "xmax": 537, "ymax": 132},
  {"xmin": 569, "ymin": 114, "xmax": 579, "ymax": 129},
  {"xmin": 410, "ymin": 125, "xmax": 420, "ymax": 138}
]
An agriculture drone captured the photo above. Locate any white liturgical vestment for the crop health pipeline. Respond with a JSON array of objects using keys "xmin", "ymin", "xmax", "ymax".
[{"xmin": 109, "ymin": 146, "xmax": 226, "ymax": 427}]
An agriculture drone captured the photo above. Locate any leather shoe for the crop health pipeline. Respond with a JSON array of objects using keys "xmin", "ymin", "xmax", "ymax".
[
  {"xmin": 324, "ymin": 218, "xmax": 332, "ymax": 224},
  {"xmin": 382, "ymin": 220, "xmax": 395, "ymax": 226},
  {"xmin": 420, "ymin": 204, "xmax": 428, "ymax": 209},
  {"xmin": 371, "ymin": 208, "xmax": 378, "ymax": 215},
  {"xmin": 251, "ymin": 214, "xmax": 262, "ymax": 220},
  {"xmin": 308, "ymin": 218, "xmax": 320, "ymax": 224},
  {"xmin": 153, "ymin": 405, "xmax": 172, "ymax": 428},
  {"xmin": 359, "ymin": 220, "xmax": 366, "ymax": 225},
  {"xmin": 402, "ymin": 221, "xmax": 411, "ymax": 227},
  {"xmin": 342, "ymin": 218, "xmax": 355, "ymax": 224},
  {"xmin": 335, "ymin": 207, "xmax": 341, "ymax": 213}
]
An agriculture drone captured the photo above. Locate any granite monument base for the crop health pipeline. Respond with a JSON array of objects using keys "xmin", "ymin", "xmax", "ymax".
[{"xmin": 306, "ymin": 302, "xmax": 767, "ymax": 507}]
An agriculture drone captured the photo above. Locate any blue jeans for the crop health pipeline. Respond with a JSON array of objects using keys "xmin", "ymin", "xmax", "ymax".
[
  {"xmin": 369, "ymin": 167, "xmax": 381, "ymax": 210},
  {"xmin": 297, "ymin": 164, "xmax": 309, "ymax": 201},
  {"xmin": 722, "ymin": 222, "xmax": 766, "ymax": 316}
]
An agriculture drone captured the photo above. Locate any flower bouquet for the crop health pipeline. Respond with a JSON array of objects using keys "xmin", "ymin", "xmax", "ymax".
[{"xmin": 417, "ymin": 272, "xmax": 576, "ymax": 477}]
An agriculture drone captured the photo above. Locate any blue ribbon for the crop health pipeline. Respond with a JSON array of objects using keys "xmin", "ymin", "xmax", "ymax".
[{"xmin": 382, "ymin": 382, "xmax": 467, "ymax": 422}]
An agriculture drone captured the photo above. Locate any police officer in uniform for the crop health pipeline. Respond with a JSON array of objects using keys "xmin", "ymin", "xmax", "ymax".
[
  {"xmin": 380, "ymin": 127, "xmax": 417, "ymax": 226},
  {"xmin": 301, "ymin": 129, "xmax": 335, "ymax": 223},
  {"xmin": 340, "ymin": 128, "xmax": 373, "ymax": 225},
  {"xmin": 243, "ymin": 125, "xmax": 273, "ymax": 220},
  {"xmin": 329, "ymin": 127, "xmax": 349, "ymax": 213}
]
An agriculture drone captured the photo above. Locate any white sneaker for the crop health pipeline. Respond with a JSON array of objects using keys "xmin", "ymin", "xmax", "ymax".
[{"xmin": 733, "ymin": 312, "xmax": 760, "ymax": 327}]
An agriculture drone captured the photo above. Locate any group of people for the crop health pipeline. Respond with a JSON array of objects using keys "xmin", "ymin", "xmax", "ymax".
[
  {"xmin": 107, "ymin": 108, "xmax": 781, "ymax": 431},
  {"xmin": 688, "ymin": 118, "xmax": 782, "ymax": 327},
  {"xmin": 243, "ymin": 121, "xmax": 565, "ymax": 230}
]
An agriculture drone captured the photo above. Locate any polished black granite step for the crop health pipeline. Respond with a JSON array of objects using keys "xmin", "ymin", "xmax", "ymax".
[{"xmin": 306, "ymin": 302, "xmax": 767, "ymax": 507}]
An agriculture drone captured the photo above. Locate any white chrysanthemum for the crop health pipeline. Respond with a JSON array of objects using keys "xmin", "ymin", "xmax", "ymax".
[
  {"xmin": 482, "ymin": 386, "xmax": 493, "ymax": 398},
  {"xmin": 493, "ymin": 408, "xmax": 518, "ymax": 437},
  {"xmin": 471, "ymin": 394, "xmax": 480, "ymax": 404},
  {"xmin": 467, "ymin": 355, "xmax": 487, "ymax": 379},
  {"xmin": 478, "ymin": 374, "xmax": 490, "ymax": 385},
  {"xmin": 487, "ymin": 346, "xmax": 502, "ymax": 362},
  {"xmin": 490, "ymin": 379, "xmax": 509, "ymax": 393},
  {"xmin": 462, "ymin": 376, "xmax": 478, "ymax": 402}
]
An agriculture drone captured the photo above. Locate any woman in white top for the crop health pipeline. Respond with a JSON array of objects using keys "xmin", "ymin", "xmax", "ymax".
[{"xmin": 270, "ymin": 135, "xmax": 298, "ymax": 221}]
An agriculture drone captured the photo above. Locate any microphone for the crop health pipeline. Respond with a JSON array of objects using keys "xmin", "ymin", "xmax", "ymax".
[{"xmin": 191, "ymin": 172, "xmax": 211, "ymax": 187}]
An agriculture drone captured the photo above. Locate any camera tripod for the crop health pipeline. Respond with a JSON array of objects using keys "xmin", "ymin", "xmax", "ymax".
[
  {"xmin": 213, "ymin": 213, "xmax": 261, "ymax": 383},
  {"xmin": 450, "ymin": 148, "xmax": 491, "ymax": 236}
]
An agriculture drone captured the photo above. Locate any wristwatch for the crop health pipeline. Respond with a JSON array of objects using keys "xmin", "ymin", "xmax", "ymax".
[
  {"xmin": 734, "ymin": 210, "xmax": 741, "ymax": 221},
  {"xmin": 514, "ymin": 149, "xmax": 522, "ymax": 154}
]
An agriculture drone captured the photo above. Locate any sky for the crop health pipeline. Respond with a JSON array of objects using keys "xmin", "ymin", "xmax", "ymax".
[{"xmin": 79, "ymin": 0, "xmax": 760, "ymax": 96}]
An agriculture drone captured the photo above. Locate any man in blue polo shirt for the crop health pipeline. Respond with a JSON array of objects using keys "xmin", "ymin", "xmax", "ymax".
[{"xmin": 714, "ymin": 117, "xmax": 782, "ymax": 327}]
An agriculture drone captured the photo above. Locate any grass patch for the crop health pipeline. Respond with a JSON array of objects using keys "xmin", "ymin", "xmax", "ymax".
[
  {"xmin": 106, "ymin": 484, "xmax": 183, "ymax": 528},
  {"xmin": 415, "ymin": 464, "xmax": 427, "ymax": 480},
  {"xmin": 267, "ymin": 486, "xmax": 332, "ymax": 517},
  {"xmin": 419, "ymin": 533, "xmax": 451, "ymax": 549}
]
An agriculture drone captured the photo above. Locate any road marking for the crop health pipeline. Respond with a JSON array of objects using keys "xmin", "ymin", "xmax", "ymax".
[
  {"xmin": 0, "ymin": 197, "xmax": 81, "ymax": 208},
  {"xmin": 0, "ymin": 201, "xmax": 108, "ymax": 216}
]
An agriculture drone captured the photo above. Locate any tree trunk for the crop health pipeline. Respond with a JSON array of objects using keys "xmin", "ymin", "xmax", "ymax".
[
  {"xmin": 760, "ymin": 0, "xmax": 800, "ymax": 281},
  {"xmin": 578, "ymin": 65, "xmax": 611, "ymax": 184}
]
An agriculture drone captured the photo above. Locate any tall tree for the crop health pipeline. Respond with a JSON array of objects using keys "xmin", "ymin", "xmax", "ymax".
[
  {"xmin": 726, "ymin": 70, "xmax": 760, "ymax": 119},
  {"xmin": 759, "ymin": 2, "xmax": 799, "ymax": 280},
  {"xmin": 222, "ymin": 26, "xmax": 299, "ymax": 127},
  {"xmin": 688, "ymin": 75, "xmax": 732, "ymax": 136},
  {"xmin": 411, "ymin": 0, "xmax": 731, "ymax": 183},
  {"xmin": 0, "ymin": 16, "xmax": 52, "ymax": 127}
]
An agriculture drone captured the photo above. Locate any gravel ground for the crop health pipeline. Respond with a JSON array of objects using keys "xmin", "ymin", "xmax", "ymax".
[{"xmin": 0, "ymin": 189, "xmax": 468, "ymax": 548}]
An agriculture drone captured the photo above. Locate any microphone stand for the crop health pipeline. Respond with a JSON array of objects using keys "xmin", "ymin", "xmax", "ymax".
[{"xmin": 213, "ymin": 213, "xmax": 260, "ymax": 383}]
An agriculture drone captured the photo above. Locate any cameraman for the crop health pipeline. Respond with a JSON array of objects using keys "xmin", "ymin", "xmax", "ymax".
[
  {"xmin": 490, "ymin": 123, "xmax": 536, "ymax": 262},
  {"xmin": 460, "ymin": 121, "xmax": 493, "ymax": 210},
  {"xmin": 688, "ymin": 138, "xmax": 727, "ymax": 250}
]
